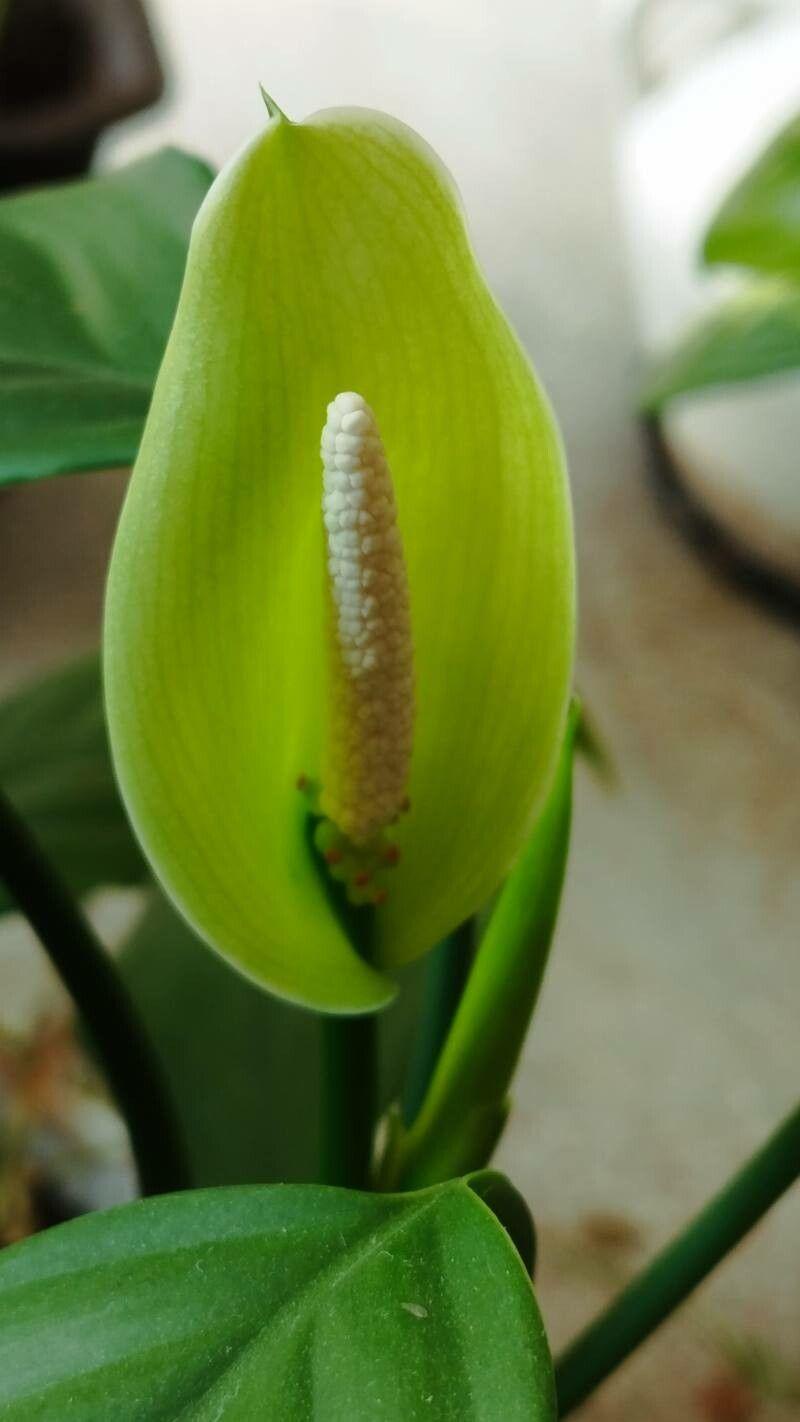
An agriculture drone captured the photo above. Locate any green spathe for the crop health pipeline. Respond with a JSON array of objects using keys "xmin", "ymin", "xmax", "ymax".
[{"xmin": 104, "ymin": 102, "xmax": 575, "ymax": 1012}]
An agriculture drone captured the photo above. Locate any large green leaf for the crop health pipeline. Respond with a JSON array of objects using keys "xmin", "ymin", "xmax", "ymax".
[
  {"xmin": 118, "ymin": 887, "xmax": 428, "ymax": 1186},
  {"xmin": 0, "ymin": 1176, "xmax": 556, "ymax": 1420},
  {"xmin": 704, "ymin": 114, "xmax": 800, "ymax": 278},
  {"xmin": 641, "ymin": 279, "xmax": 800, "ymax": 411},
  {"xmin": 104, "ymin": 102, "xmax": 575, "ymax": 1014},
  {"xmin": 0, "ymin": 148, "xmax": 213, "ymax": 488},
  {"xmin": 0, "ymin": 655, "xmax": 146, "ymax": 914}
]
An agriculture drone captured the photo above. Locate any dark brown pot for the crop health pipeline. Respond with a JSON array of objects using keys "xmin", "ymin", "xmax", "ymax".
[{"xmin": 0, "ymin": 0, "xmax": 163, "ymax": 191}]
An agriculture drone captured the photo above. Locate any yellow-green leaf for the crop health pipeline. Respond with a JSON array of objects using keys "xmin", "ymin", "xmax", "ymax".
[{"xmin": 104, "ymin": 103, "xmax": 575, "ymax": 1012}]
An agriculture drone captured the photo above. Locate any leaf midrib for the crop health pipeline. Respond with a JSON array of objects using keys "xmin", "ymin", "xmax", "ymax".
[
  {"xmin": 171, "ymin": 1189, "xmax": 452, "ymax": 1420},
  {"xmin": 3, "ymin": 1189, "xmax": 455, "ymax": 1415}
]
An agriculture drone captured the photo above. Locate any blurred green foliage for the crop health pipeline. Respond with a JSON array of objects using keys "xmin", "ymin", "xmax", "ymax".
[{"xmin": 643, "ymin": 114, "xmax": 800, "ymax": 411}]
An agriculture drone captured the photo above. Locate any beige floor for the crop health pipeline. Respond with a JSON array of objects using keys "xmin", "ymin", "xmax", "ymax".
[{"xmin": 1, "ymin": 0, "xmax": 799, "ymax": 1416}]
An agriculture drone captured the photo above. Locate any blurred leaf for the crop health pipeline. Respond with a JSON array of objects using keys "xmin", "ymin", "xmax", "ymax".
[
  {"xmin": 574, "ymin": 699, "xmax": 616, "ymax": 787},
  {"xmin": 0, "ymin": 1176, "xmax": 556, "ymax": 1421},
  {"xmin": 704, "ymin": 115, "xmax": 800, "ymax": 278},
  {"xmin": 641, "ymin": 280, "xmax": 800, "ymax": 411},
  {"xmin": 119, "ymin": 890, "xmax": 322, "ymax": 1185},
  {"xmin": 0, "ymin": 655, "xmax": 146, "ymax": 914},
  {"xmin": 119, "ymin": 886, "xmax": 428, "ymax": 1187},
  {"xmin": 0, "ymin": 148, "xmax": 213, "ymax": 488}
]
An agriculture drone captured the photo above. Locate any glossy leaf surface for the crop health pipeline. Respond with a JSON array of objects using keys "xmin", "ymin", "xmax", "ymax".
[
  {"xmin": 104, "ymin": 104, "xmax": 575, "ymax": 1012},
  {"xmin": 0, "ymin": 1176, "xmax": 556, "ymax": 1420}
]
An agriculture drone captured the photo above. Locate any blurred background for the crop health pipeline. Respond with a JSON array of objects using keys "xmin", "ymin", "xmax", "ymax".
[{"xmin": 1, "ymin": 1, "xmax": 799, "ymax": 1417}]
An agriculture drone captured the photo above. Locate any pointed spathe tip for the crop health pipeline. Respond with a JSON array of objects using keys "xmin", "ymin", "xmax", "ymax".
[{"xmin": 259, "ymin": 85, "xmax": 289, "ymax": 124}]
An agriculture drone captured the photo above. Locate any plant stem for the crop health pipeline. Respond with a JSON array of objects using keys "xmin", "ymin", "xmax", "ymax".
[
  {"xmin": 320, "ymin": 906, "xmax": 377, "ymax": 1188},
  {"xmin": 402, "ymin": 918, "xmax": 474, "ymax": 1127},
  {"xmin": 321, "ymin": 1012, "xmax": 377, "ymax": 1188},
  {"xmin": 0, "ymin": 789, "xmax": 189, "ymax": 1196},
  {"xmin": 382, "ymin": 710, "xmax": 576, "ymax": 1190},
  {"xmin": 555, "ymin": 1101, "xmax": 800, "ymax": 1417}
]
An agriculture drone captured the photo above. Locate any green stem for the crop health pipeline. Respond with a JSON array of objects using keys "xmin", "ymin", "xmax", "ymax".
[
  {"xmin": 320, "ymin": 906, "xmax": 377, "ymax": 1188},
  {"xmin": 0, "ymin": 789, "xmax": 189, "ymax": 1196},
  {"xmin": 382, "ymin": 709, "xmax": 576, "ymax": 1190},
  {"xmin": 402, "ymin": 918, "xmax": 474, "ymax": 1127},
  {"xmin": 555, "ymin": 1101, "xmax": 800, "ymax": 1417},
  {"xmin": 321, "ymin": 1012, "xmax": 377, "ymax": 1188}
]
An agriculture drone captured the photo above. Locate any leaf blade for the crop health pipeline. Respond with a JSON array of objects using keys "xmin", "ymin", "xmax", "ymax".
[
  {"xmin": 0, "ymin": 655, "xmax": 146, "ymax": 914},
  {"xmin": 641, "ymin": 280, "xmax": 800, "ymax": 412},
  {"xmin": 0, "ymin": 149, "xmax": 213, "ymax": 487},
  {"xmin": 118, "ymin": 885, "xmax": 432, "ymax": 1187},
  {"xmin": 0, "ymin": 1180, "xmax": 556, "ymax": 1421},
  {"xmin": 704, "ymin": 114, "xmax": 800, "ymax": 279}
]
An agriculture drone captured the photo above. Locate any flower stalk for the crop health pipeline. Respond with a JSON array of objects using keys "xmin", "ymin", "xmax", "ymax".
[
  {"xmin": 320, "ymin": 912, "xmax": 378, "ymax": 1188},
  {"xmin": 401, "ymin": 918, "xmax": 476, "ymax": 1128}
]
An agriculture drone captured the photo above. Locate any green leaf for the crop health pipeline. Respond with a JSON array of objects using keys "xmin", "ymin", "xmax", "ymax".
[
  {"xmin": 0, "ymin": 655, "xmax": 146, "ymax": 914},
  {"xmin": 104, "ymin": 103, "xmax": 575, "ymax": 1014},
  {"xmin": 382, "ymin": 705, "xmax": 577, "ymax": 1190},
  {"xmin": 118, "ymin": 889, "xmax": 323, "ymax": 1184},
  {"xmin": 704, "ymin": 114, "xmax": 800, "ymax": 278},
  {"xmin": 0, "ymin": 148, "xmax": 213, "ymax": 488},
  {"xmin": 0, "ymin": 1177, "xmax": 556, "ymax": 1420},
  {"xmin": 119, "ymin": 885, "xmax": 429, "ymax": 1186},
  {"xmin": 470, "ymin": 1169, "xmax": 537, "ymax": 1279},
  {"xmin": 641, "ymin": 280, "xmax": 800, "ymax": 411}
]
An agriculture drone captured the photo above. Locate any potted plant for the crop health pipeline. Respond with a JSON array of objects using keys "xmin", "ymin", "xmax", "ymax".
[
  {"xmin": 642, "ymin": 111, "xmax": 800, "ymax": 618},
  {"xmin": 0, "ymin": 92, "xmax": 796, "ymax": 1419}
]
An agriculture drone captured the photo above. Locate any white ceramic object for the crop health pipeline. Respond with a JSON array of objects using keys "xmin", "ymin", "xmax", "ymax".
[
  {"xmin": 616, "ymin": 3, "xmax": 800, "ymax": 588},
  {"xmin": 664, "ymin": 376, "xmax": 800, "ymax": 584}
]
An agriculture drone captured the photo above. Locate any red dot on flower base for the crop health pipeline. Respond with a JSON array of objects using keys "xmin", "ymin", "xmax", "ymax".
[
  {"xmin": 382, "ymin": 844, "xmax": 401, "ymax": 866},
  {"xmin": 353, "ymin": 870, "xmax": 371, "ymax": 888},
  {"xmin": 296, "ymin": 774, "xmax": 308, "ymax": 792},
  {"xmin": 324, "ymin": 847, "xmax": 343, "ymax": 865},
  {"xmin": 373, "ymin": 888, "xmax": 388, "ymax": 906}
]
